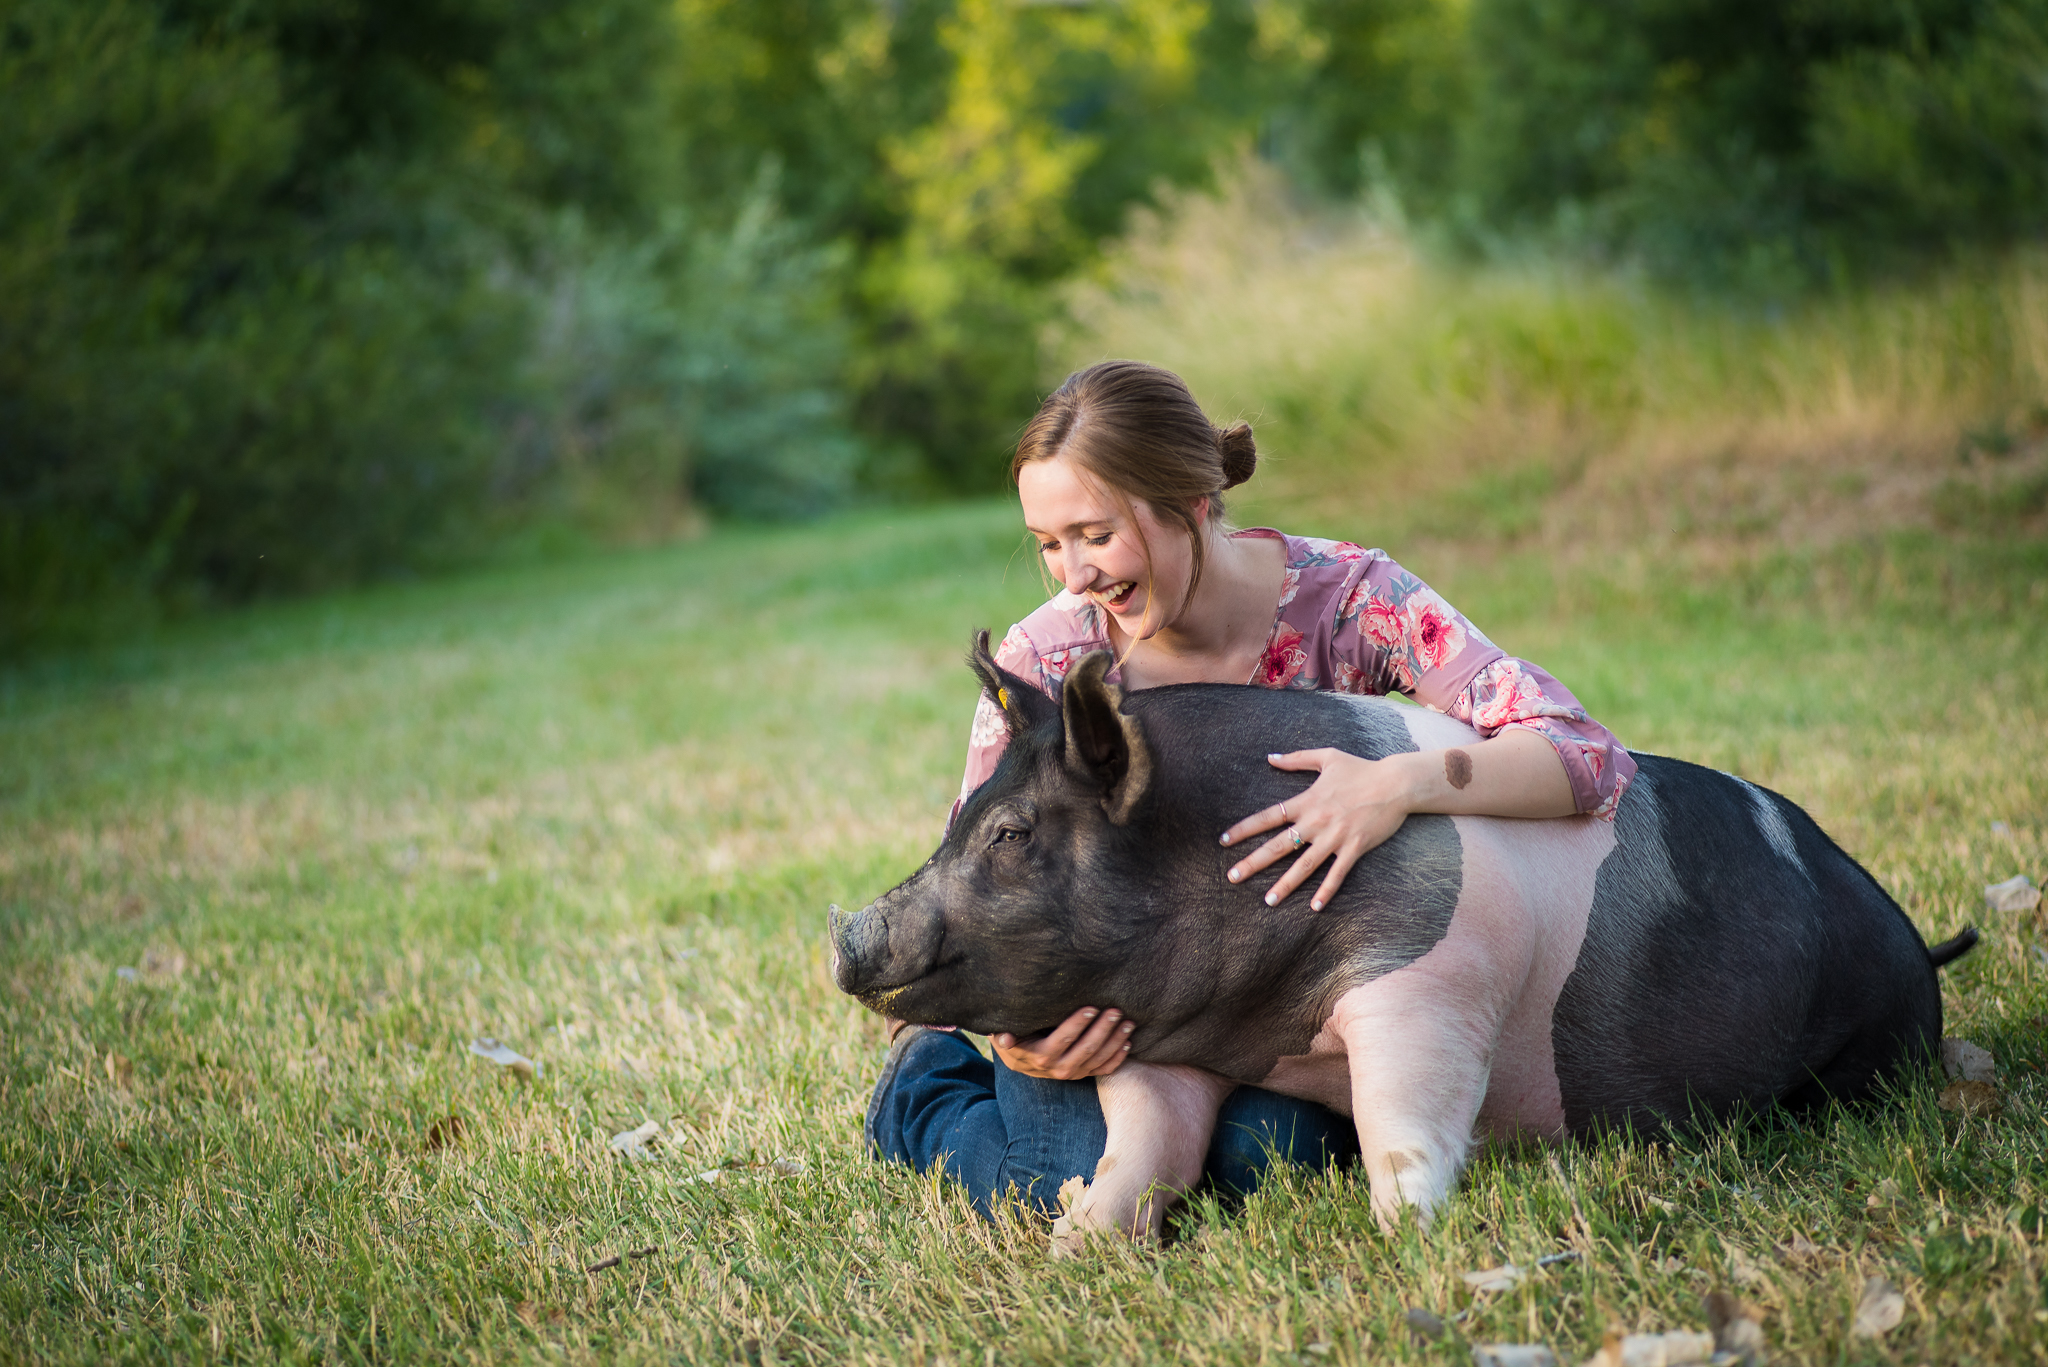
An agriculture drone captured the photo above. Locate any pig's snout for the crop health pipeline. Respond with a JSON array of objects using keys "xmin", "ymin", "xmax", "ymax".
[{"xmin": 828, "ymin": 902, "xmax": 890, "ymax": 995}]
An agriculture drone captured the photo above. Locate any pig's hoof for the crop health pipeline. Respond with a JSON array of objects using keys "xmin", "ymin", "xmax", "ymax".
[{"xmin": 1049, "ymin": 1176, "xmax": 1093, "ymax": 1260}]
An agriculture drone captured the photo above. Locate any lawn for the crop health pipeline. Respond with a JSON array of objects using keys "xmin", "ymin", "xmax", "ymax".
[{"xmin": 2, "ymin": 499, "xmax": 2045, "ymax": 1365}]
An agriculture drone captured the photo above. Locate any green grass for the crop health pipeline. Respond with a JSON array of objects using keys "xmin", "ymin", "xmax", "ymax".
[{"xmin": 3, "ymin": 501, "xmax": 2046, "ymax": 1364}]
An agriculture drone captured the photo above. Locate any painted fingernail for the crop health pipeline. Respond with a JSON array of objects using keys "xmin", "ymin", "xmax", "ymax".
[
  {"xmin": 1104, "ymin": 1011, "xmax": 1121, "ymax": 1022},
  {"xmin": 1121, "ymin": 1021, "xmax": 1135, "ymax": 1034},
  {"xmin": 1082, "ymin": 1009, "xmax": 1098, "ymax": 1019},
  {"xmin": 1228, "ymin": 868, "xmax": 1242, "ymax": 882},
  {"xmin": 1264, "ymin": 892, "xmax": 1278, "ymax": 907},
  {"xmin": 1311, "ymin": 899, "xmax": 1324, "ymax": 912},
  {"xmin": 1219, "ymin": 834, "xmax": 1232, "ymax": 846},
  {"xmin": 1267, "ymin": 753, "xmax": 1282, "ymax": 762}
]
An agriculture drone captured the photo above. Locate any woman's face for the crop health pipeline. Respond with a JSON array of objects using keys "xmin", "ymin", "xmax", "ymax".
[{"xmin": 1017, "ymin": 456, "xmax": 1197, "ymax": 637}]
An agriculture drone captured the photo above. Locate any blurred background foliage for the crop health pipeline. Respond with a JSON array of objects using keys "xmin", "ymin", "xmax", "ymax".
[{"xmin": 5, "ymin": 0, "xmax": 2048, "ymax": 650}]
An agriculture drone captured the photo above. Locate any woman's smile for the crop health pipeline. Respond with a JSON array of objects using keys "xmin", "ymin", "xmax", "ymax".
[
  {"xmin": 1094, "ymin": 580, "xmax": 1138, "ymax": 610},
  {"xmin": 1017, "ymin": 456, "xmax": 1192, "ymax": 638}
]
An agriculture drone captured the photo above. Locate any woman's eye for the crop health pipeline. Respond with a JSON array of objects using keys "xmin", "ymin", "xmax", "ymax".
[
  {"xmin": 1085, "ymin": 533, "xmax": 1112, "ymax": 546},
  {"xmin": 1037, "ymin": 542, "xmax": 1057, "ymax": 555}
]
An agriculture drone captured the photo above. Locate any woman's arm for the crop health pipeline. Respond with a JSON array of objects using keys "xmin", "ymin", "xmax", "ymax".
[
  {"xmin": 1221, "ymin": 552, "xmax": 1633, "ymax": 908},
  {"xmin": 1219, "ymin": 727, "xmax": 1575, "ymax": 909}
]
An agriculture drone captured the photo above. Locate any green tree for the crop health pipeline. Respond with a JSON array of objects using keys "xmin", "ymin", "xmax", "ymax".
[{"xmin": 1453, "ymin": 0, "xmax": 2048, "ymax": 286}]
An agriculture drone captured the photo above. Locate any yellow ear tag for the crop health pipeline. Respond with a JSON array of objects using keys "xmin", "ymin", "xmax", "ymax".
[{"xmin": 997, "ymin": 688, "xmax": 1010, "ymax": 710}]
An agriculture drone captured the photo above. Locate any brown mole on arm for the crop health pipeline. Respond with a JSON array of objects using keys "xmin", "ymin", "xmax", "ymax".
[{"xmin": 1444, "ymin": 748, "xmax": 1473, "ymax": 791}]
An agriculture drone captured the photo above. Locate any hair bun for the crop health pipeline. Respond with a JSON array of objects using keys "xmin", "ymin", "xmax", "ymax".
[{"xmin": 1216, "ymin": 422, "xmax": 1257, "ymax": 488}]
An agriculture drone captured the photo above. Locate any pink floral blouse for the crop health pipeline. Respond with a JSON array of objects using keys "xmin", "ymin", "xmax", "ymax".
[{"xmin": 957, "ymin": 529, "xmax": 1634, "ymax": 820}]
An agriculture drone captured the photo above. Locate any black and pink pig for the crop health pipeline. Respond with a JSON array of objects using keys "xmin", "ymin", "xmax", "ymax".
[{"xmin": 829, "ymin": 634, "xmax": 1974, "ymax": 1245}]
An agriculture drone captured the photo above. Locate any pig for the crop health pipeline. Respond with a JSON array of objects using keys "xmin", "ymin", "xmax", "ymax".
[{"xmin": 829, "ymin": 632, "xmax": 1977, "ymax": 1245}]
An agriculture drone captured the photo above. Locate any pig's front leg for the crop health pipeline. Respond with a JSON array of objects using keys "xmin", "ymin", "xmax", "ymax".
[
  {"xmin": 1329, "ymin": 966, "xmax": 1508, "ymax": 1230},
  {"xmin": 1050, "ymin": 1062, "xmax": 1235, "ymax": 1257}
]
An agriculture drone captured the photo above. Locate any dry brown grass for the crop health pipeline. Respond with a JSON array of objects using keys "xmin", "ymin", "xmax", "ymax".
[{"xmin": 1058, "ymin": 157, "xmax": 2048, "ymax": 560}]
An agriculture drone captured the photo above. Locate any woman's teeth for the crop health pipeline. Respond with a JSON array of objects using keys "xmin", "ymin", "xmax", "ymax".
[{"xmin": 1098, "ymin": 582, "xmax": 1136, "ymax": 607}]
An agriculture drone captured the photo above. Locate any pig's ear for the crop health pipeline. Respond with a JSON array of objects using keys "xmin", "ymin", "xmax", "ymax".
[
  {"xmin": 1059, "ymin": 651, "xmax": 1152, "ymax": 825},
  {"xmin": 968, "ymin": 629, "xmax": 1058, "ymax": 737}
]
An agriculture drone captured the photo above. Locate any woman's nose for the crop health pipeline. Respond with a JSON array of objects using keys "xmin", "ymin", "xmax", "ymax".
[{"xmin": 1059, "ymin": 550, "xmax": 1092, "ymax": 595}]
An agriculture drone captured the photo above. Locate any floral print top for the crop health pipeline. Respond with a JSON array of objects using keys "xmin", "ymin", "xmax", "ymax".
[{"xmin": 957, "ymin": 529, "xmax": 1634, "ymax": 821}]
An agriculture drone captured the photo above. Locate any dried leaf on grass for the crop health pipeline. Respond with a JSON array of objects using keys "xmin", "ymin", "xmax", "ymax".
[
  {"xmin": 140, "ymin": 947, "xmax": 186, "ymax": 980},
  {"xmin": 1773, "ymin": 1235, "xmax": 1822, "ymax": 1265},
  {"xmin": 1463, "ymin": 1264, "xmax": 1526, "ymax": 1294},
  {"xmin": 1472, "ymin": 1346, "xmax": 1556, "ymax": 1367},
  {"xmin": 1849, "ymin": 1275, "xmax": 1906, "ymax": 1338},
  {"xmin": 1405, "ymin": 1307, "xmax": 1446, "ymax": 1341},
  {"xmin": 1726, "ymin": 1246, "xmax": 1767, "ymax": 1287},
  {"xmin": 584, "ymin": 1246, "xmax": 657, "ymax": 1273},
  {"xmin": 1941, "ymin": 1038, "xmax": 1998, "ymax": 1082},
  {"xmin": 425, "ymin": 1115, "xmax": 465, "ymax": 1151},
  {"xmin": 513, "ymin": 1300, "xmax": 565, "ymax": 1326},
  {"xmin": 610, "ymin": 1121, "xmax": 664, "ymax": 1159},
  {"xmin": 468, "ymin": 1038, "xmax": 540, "ymax": 1079},
  {"xmin": 1705, "ymin": 1291, "xmax": 1768, "ymax": 1366},
  {"xmin": 1580, "ymin": 1327, "xmax": 1715, "ymax": 1367},
  {"xmin": 685, "ymin": 1156, "xmax": 806, "ymax": 1184},
  {"xmin": 1985, "ymin": 874, "xmax": 2041, "ymax": 912},
  {"xmin": 1939, "ymin": 1080, "xmax": 2002, "ymax": 1117}
]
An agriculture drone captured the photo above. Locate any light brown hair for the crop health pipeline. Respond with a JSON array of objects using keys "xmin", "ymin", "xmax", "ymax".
[{"xmin": 1013, "ymin": 360, "xmax": 1256, "ymax": 626}]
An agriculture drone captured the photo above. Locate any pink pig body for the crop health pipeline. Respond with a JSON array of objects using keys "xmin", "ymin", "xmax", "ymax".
[{"xmin": 1068, "ymin": 705, "xmax": 1613, "ymax": 1243}]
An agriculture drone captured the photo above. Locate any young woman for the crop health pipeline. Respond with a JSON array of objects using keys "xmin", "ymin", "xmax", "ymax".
[{"xmin": 865, "ymin": 360, "xmax": 1635, "ymax": 1220}]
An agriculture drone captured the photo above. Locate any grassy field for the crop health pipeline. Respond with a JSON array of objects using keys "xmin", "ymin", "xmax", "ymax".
[{"xmin": 3, "ymin": 486, "xmax": 2045, "ymax": 1364}]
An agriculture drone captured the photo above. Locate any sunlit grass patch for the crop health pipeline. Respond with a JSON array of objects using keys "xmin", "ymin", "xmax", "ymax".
[{"xmin": 2, "ymin": 489, "xmax": 2044, "ymax": 1364}]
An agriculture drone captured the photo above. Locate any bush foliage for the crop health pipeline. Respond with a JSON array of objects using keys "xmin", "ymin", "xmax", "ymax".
[{"xmin": 6, "ymin": 0, "xmax": 2047, "ymax": 646}]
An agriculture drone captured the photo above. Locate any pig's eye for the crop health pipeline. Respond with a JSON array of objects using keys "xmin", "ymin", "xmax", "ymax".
[{"xmin": 992, "ymin": 825, "xmax": 1030, "ymax": 847}]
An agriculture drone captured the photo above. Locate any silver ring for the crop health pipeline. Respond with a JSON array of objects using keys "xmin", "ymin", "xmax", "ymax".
[{"xmin": 1289, "ymin": 826, "xmax": 1304, "ymax": 850}]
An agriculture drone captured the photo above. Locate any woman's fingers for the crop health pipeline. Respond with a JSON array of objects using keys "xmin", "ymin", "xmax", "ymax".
[
  {"xmin": 1267, "ymin": 748, "xmax": 1339, "ymax": 771},
  {"xmin": 1227, "ymin": 822, "xmax": 1316, "ymax": 887},
  {"xmin": 1309, "ymin": 843, "xmax": 1367, "ymax": 913},
  {"xmin": 1264, "ymin": 841, "xmax": 1335, "ymax": 907},
  {"xmin": 1076, "ymin": 1017, "xmax": 1135, "ymax": 1077},
  {"xmin": 1216, "ymin": 750, "xmax": 1332, "ymax": 849},
  {"xmin": 1212, "ymin": 795, "xmax": 1294, "ymax": 848},
  {"xmin": 1035, "ymin": 1004, "xmax": 1104, "ymax": 1059},
  {"xmin": 1218, "ymin": 799, "xmax": 1291, "ymax": 850},
  {"xmin": 999, "ymin": 1007, "xmax": 1132, "ymax": 1079}
]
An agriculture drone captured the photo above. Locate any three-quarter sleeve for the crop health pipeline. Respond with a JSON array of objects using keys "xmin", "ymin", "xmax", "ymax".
[{"xmin": 1330, "ymin": 553, "xmax": 1635, "ymax": 818}]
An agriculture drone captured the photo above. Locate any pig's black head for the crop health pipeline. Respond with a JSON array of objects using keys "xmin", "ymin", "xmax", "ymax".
[{"xmin": 828, "ymin": 629, "xmax": 1157, "ymax": 1036}]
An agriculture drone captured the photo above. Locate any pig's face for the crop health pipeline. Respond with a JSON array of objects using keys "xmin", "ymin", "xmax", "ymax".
[{"xmin": 828, "ymin": 636, "xmax": 1153, "ymax": 1037}]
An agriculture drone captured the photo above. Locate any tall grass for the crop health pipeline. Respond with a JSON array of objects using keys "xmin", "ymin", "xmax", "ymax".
[{"xmin": 1058, "ymin": 161, "xmax": 2048, "ymax": 554}]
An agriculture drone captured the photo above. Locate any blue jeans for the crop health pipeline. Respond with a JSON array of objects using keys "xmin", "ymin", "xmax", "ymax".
[{"xmin": 866, "ymin": 1028, "xmax": 1358, "ymax": 1220}]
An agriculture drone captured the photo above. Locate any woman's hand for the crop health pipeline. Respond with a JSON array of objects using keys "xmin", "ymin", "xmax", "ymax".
[
  {"xmin": 1218, "ymin": 749, "xmax": 1413, "ymax": 911},
  {"xmin": 1218, "ymin": 731, "xmax": 1578, "ymax": 910},
  {"xmin": 993, "ymin": 1005, "xmax": 1135, "ymax": 1080}
]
